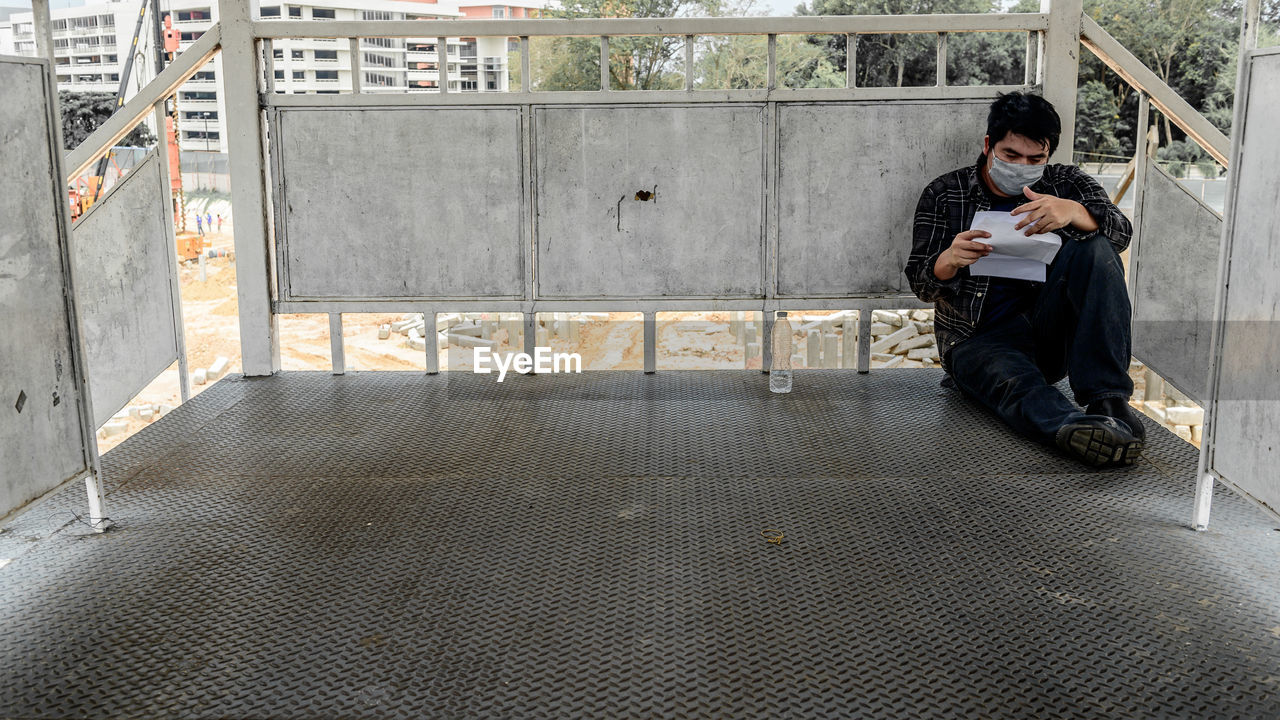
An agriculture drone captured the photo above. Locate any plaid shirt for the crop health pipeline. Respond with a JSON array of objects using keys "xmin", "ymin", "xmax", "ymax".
[{"xmin": 905, "ymin": 152, "xmax": 1133, "ymax": 361}]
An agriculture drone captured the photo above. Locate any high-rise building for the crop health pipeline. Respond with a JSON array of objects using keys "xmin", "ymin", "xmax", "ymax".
[{"xmin": 1, "ymin": 0, "xmax": 554, "ymax": 153}]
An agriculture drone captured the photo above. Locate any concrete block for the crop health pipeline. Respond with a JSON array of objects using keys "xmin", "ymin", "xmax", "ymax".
[
  {"xmin": 1191, "ymin": 425, "xmax": 1202, "ymax": 444},
  {"xmin": 101, "ymin": 420, "xmax": 128, "ymax": 437},
  {"xmin": 901, "ymin": 359, "xmax": 924, "ymax": 368},
  {"xmin": 193, "ymin": 368, "xmax": 208, "ymax": 385},
  {"xmin": 438, "ymin": 332, "xmax": 449, "ymax": 350},
  {"xmin": 158, "ymin": 404, "xmax": 175, "ymax": 416},
  {"xmin": 451, "ymin": 321, "xmax": 482, "ymax": 337},
  {"xmin": 823, "ymin": 333, "xmax": 839, "ymax": 369},
  {"xmin": 913, "ymin": 321, "xmax": 934, "ymax": 335},
  {"xmin": 1143, "ymin": 401, "xmax": 1166, "ymax": 423},
  {"xmin": 126, "ymin": 405, "xmax": 147, "ymax": 419},
  {"xmin": 879, "ymin": 354, "xmax": 904, "ymax": 368},
  {"xmin": 1173, "ymin": 425, "xmax": 1193, "ymax": 442},
  {"xmin": 894, "ymin": 334, "xmax": 934, "ymax": 354},
  {"xmin": 806, "ymin": 330, "xmax": 821, "ymax": 368},
  {"xmin": 1165, "ymin": 406, "xmax": 1204, "ymax": 426},
  {"xmin": 907, "ymin": 347, "xmax": 940, "ymax": 361},
  {"xmin": 870, "ymin": 322, "xmax": 895, "ymax": 336},
  {"xmin": 408, "ymin": 327, "xmax": 423, "ymax": 341},
  {"xmin": 842, "ymin": 325, "xmax": 857, "ymax": 369},
  {"xmin": 746, "ymin": 341, "xmax": 760, "ymax": 360},
  {"xmin": 138, "ymin": 408, "xmax": 154, "ymax": 421},
  {"xmin": 911, "ymin": 309, "xmax": 931, "ymax": 322},
  {"xmin": 378, "ymin": 324, "xmax": 391, "ymax": 340},
  {"xmin": 870, "ymin": 325, "xmax": 917, "ymax": 354},
  {"xmin": 447, "ymin": 332, "xmax": 497, "ymax": 349},
  {"xmin": 871, "ymin": 309, "xmax": 903, "ymax": 327},
  {"xmin": 871, "ymin": 353, "xmax": 894, "ymax": 363},
  {"xmin": 408, "ymin": 336, "xmax": 427, "ymax": 351}
]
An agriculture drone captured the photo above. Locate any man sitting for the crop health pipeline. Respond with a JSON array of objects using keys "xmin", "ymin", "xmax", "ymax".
[{"xmin": 905, "ymin": 91, "xmax": 1146, "ymax": 467}]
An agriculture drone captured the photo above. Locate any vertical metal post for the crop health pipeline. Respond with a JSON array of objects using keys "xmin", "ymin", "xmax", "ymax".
[
  {"xmin": 643, "ymin": 311, "xmax": 656, "ymax": 374},
  {"xmin": 426, "ymin": 310, "xmax": 439, "ymax": 374},
  {"xmin": 767, "ymin": 34, "xmax": 776, "ymax": 90},
  {"xmin": 349, "ymin": 37, "xmax": 362, "ymax": 93},
  {"xmin": 438, "ymin": 36, "xmax": 448, "ymax": 93},
  {"xmin": 685, "ymin": 35, "xmax": 694, "ymax": 90},
  {"xmin": 846, "ymin": 33, "xmax": 856, "ymax": 88},
  {"xmin": 1039, "ymin": 0, "xmax": 1082, "ymax": 164},
  {"xmin": 520, "ymin": 36, "xmax": 530, "ymax": 92},
  {"xmin": 154, "ymin": 100, "xmax": 192, "ymax": 403},
  {"xmin": 32, "ymin": 0, "xmax": 54, "ymax": 60},
  {"xmin": 1023, "ymin": 31, "xmax": 1036, "ymax": 86},
  {"xmin": 523, "ymin": 312, "xmax": 536, "ymax": 360},
  {"xmin": 600, "ymin": 35, "xmax": 609, "ymax": 90},
  {"xmin": 857, "ymin": 308, "xmax": 872, "ymax": 373},
  {"xmin": 936, "ymin": 32, "xmax": 947, "ymax": 87},
  {"xmin": 761, "ymin": 311, "xmax": 774, "ymax": 374},
  {"xmin": 328, "ymin": 312, "xmax": 345, "ymax": 374},
  {"xmin": 219, "ymin": 0, "xmax": 280, "ymax": 376},
  {"xmin": 263, "ymin": 39, "xmax": 276, "ymax": 95}
]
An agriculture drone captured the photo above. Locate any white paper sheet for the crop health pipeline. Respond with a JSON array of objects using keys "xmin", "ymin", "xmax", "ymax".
[{"xmin": 966, "ymin": 211, "xmax": 1064, "ymax": 280}]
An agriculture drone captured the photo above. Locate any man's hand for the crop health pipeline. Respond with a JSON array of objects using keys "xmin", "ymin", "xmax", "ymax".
[
  {"xmin": 934, "ymin": 229, "xmax": 992, "ymax": 281},
  {"xmin": 1011, "ymin": 186, "xmax": 1098, "ymax": 236}
]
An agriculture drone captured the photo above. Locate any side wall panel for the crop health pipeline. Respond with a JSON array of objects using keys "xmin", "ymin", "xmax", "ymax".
[
  {"xmin": 1132, "ymin": 161, "xmax": 1222, "ymax": 404},
  {"xmin": 534, "ymin": 105, "xmax": 766, "ymax": 299},
  {"xmin": 1209, "ymin": 50, "xmax": 1280, "ymax": 518},
  {"xmin": 71, "ymin": 153, "xmax": 181, "ymax": 426},
  {"xmin": 0, "ymin": 58, "xmax": 90, "ymax": 518},
  {"xmin": 776, "ymin": 101, "xmax": 991, "ymax": 296},
  {"xmin": 275, "ymin": 107, "xmax": 526, "ymax": 300}
]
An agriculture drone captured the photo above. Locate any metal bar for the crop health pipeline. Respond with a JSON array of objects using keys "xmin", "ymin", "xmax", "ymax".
[
  {"xmin": 847, "ymin": 33, "xmax": 855, "ymax": 88},
  {"xmin": 600, "ymin": 35, "xmax": 609, "ymax": 90},
  {"xmin": 767, "ymin": 34, "xmax": 776, "ymax": 89},
  {"xmin": 523, "ymin": 312, "xmax": 537, "ymax": 357},
  {"xmin": 263, "ymin": 83, "xmax": 1035, "ymax": 108},
  {"xmin": 263, "ymin": 39, "xmax": 275, "ymax": 94},
  {"xmin": 857, "ymin": 308, "xmax": 872, "ymax": 373},
  {"xmin": 153, "ymin": 101, "xmax": 192, "ymax": 403},
  {"xmin": 1195, "ymin": 0, "xmax": 1262, "ymax": 530},
  {"xmin": 252, "ymin": 15, "xmax": 1050, "ymax": 40},
  {"xmin": 438, "ymin": 36, "xmax": 448, "ymax": 93},
  {"xmin": 426, "ymin": 310, "xmax": 439, "ymax": 374},
  {"xmin": 1080, "ymin": 15, "xmax": 1229, "ymax": 166},
  {"xmin": 1023, "ymin": 30, "xmax": 1035, "ymax": 86},
  {"xmin": 349, "ymin": 37, "xmax": 361, "ymax": 93},
  {"xmin": 761, "ymin": 311, "xmax": 774, "ymax": 374},
  {"xmin": 685, "ymin": 35, "xmax": 694, "ymax": 90},
  {"xmin": 65, "ymin": 24, "xmax": 222, "ymax": 182},
  {"xmin": 1038, "ymin": 0, "xmax": 1081, "ymax": 164},
  {"xmin": 32, "ymin": 0, "xmax": 55, "ymax": 60},
  {"xmin": 936, "ymin": 32, "xmax": 947, "ymax": 87},
  {"xmin": 643, "ymin": 311, "xmax": 656, "ymax": 373},
  {"xmin": 276, "ymin": 298, "xmax": 932, "ymax": 314},
  {"xmin": 520, "ymin": 36, "xmax": 530, "ymax": 92},
  {"xmin": 219, "ymin": 0, "xmax": 279, "ymax": 376},
  {"xmin": 328, "ymin": 313, "xmax": 345, "ymax": 374}
]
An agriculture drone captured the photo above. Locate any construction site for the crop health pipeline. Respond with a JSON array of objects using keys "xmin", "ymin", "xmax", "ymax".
[{"xmin": 3, "ymin": 0, "xmax": 1279, "ymax": 717}]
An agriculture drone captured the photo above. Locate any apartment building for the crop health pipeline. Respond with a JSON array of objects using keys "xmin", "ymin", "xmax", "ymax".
[{"xmin": 2, "ymin": 0, "xmax": 554, "ymax": 153}]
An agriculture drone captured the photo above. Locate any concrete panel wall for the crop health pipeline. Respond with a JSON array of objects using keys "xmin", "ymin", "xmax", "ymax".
[
  {"xmin": 0, "ymin": 58, "xmax": 90, "ymax": 519},
  {"xmin": 274, "ymin": 108, "xmax": 525, "ymax": 300},
  {"xmin": 1132, "ymin": 161, "xmax": 1222, "ymax": 404},
  {"xmin": 71, "ymin": 153, "xmax": 180, "ymax": 426},
  {"xmin": 776, "ymin": 101, "xmax": 990, "ymax": 296},
  {"xmin": 534, "ymin": 105, "xmax": 765, "ymax": 298},
  {"xmin": 1208, "ymin": 50, "xmax": 1280, "ymax": 518}
]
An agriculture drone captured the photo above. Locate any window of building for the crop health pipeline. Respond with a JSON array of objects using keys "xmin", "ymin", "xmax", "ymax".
[
  {"xmin": 362, "ymin": 10, "xmax": 398, "ymax": 20},
  {"xmin": 274, "ymin": 69, "xmax": 285, "ymax": 80},
  {"xmin": 176, "ymin": 9, "xmax": 211, "ymax": 22},
  {"xmin": 288, "ymin": 7, "xmax": 302, "ymax": 18},
  {"xmin": 182, "ymin": 91, "xmax": 218, "ymax": 100},
  {"xmin": 314, "ymin": 49, "xmax": 338, "ymax": 60},
  {"xmin": 52, "ymin": 19, "xmax": 67, "ymax": 30},
  {"xmin": 461, "ymin": 80, "xmax": 477, "ymax": 90},
  {"xmin": 260, "ymin": 6, "xmax": 280, "ymax": 17},
  {"xmin": 273, "ymin": 48, "xmax": 284, "ymax": 59},
  {"xmin": 363, "ymin": 52, "xmax": 395, "ymax": 68},
  {"xmin": 186, "ymin": 130, "xmax": 220, "ymax": 140},
  {"xmin": 492, "ymin": 7, "xmax": 505, "ymax": 17},
  {"xmin": 180, "ymin": 31, "xmax": 203, "ymax": 41},
  {"xmin": 487, "ymin": 80, "xmax": 497, "ymax": 89},
  {"xmin": 194, "ymin": 71, "xmax": 216, "ymax": 81},
  {"xmin": 315, "ymin": 70, "xmax": 338, "ymax": 81},
  {"xmin": 316, "ymin": 90, "xmax": 339, "ymax": 94},
  {"xmin": 292, "ymin": 49, "xmax": 304, "ymax": 60},
  {"xmin": 363, "ymin": 71, "xmax": 397, "ymax": 87},
  {"xmin": 312, "ymin": 8, "xmax": 335, "ymax": 19},
  {"xmin": 293, "ymin": 70, "xmax": 306, "ymax": 80},
  {"xmin": 408, "ymin": 42, "xmax": 435, "ymax": 53}
]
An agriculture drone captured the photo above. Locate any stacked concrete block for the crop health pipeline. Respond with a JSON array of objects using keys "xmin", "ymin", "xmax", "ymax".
[
  {"xmin": 864, "ymin": 308, "xmax": 939, "ymax": 368},
  {"xmin": 208, "ymin": 356, "xmax": 229, "ymax": 381},
  {"xmin": 100, "ymin": 420, "xmax": 128, "ymax": 437}
]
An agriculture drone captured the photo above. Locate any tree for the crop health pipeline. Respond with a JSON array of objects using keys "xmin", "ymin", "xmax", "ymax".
[{"xmin": 59, "ymin": 91, "xmax": 156, "ymax": 151}]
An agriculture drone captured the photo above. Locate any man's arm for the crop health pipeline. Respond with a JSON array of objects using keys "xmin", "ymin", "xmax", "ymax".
[
  {"xmin": 905, "ymin": 182, "xmax": 966, "ymax": 302},
  {"xmin": 1058, "ymin": 166, "xmax": 1133, "ymax": 253}
]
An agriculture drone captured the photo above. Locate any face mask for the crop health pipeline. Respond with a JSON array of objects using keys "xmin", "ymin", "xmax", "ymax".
[{"xmin": 987, "ymin": 152, "xmax": 1046, "ymax": 195}]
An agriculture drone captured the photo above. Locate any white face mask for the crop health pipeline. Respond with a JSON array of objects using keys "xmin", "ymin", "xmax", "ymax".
[{"xmin": 987, "ymin": 152, "xmax": 1046, "ymax": 195}]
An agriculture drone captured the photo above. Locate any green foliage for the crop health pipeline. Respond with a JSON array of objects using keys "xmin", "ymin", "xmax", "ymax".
[
  {"xmin": 1156, "ymin": 138, "xmax": 1219, "ymax": 177},
  {"xmin": 59, "ymin": 91, "xmax": 156, "ymax": 151}
]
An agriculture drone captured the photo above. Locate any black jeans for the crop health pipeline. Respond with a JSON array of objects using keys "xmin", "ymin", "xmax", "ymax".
[{"xmin": 942, "ymin": 234, "xmax": 1135, "ymax": 445}]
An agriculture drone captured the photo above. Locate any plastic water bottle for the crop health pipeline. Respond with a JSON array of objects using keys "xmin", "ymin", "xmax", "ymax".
[{"xmin": 770, "ymin": 311, "xmax": 794, "ymax": 393}]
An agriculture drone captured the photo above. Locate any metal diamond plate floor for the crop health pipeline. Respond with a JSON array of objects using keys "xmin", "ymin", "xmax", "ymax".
[{"xmin": 2, "ymin": 370, "xmax": 1278, "ymax": 719}]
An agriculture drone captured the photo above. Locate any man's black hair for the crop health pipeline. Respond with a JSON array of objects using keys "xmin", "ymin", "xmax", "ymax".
[{"xmin": 986, "ymin": 91, "xmax": 1061, "ymax": 157}]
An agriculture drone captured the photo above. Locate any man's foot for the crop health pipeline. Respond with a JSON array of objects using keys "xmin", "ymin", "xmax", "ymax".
[
  {"xmin": 1055, "ymin": 416, "xmax": 1144, "ymax": 467},
  {"xmin": 1087, "ymin": 397, "xmax": 1147, "ymax": 441}
]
